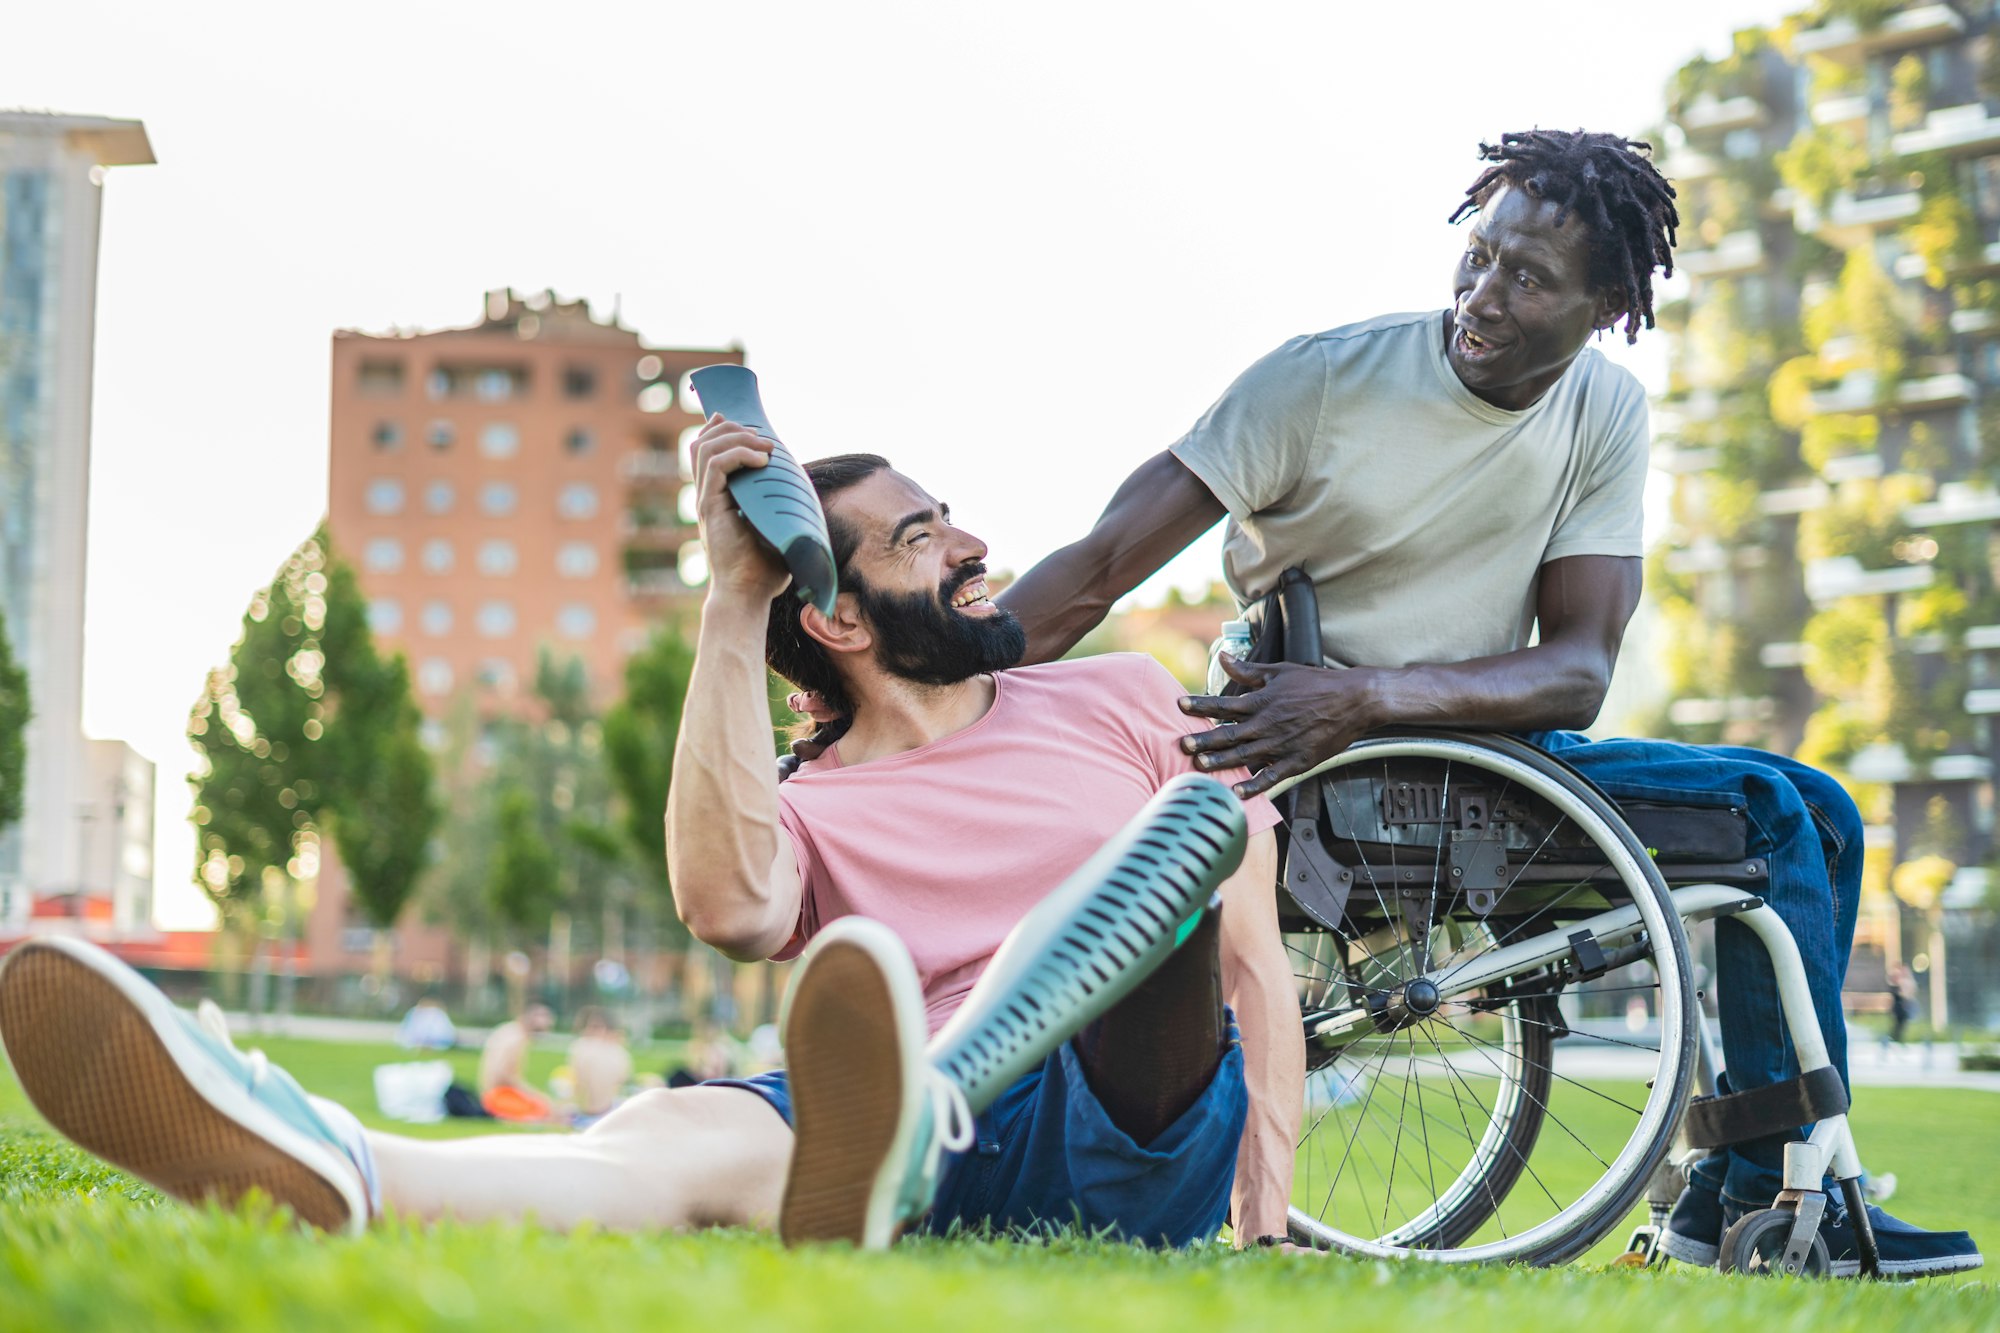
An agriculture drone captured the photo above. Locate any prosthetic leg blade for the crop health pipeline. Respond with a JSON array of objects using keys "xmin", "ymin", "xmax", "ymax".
[{"xmin": 928, "ymin": 774, "xmax": 1248, "ymax": 1113}]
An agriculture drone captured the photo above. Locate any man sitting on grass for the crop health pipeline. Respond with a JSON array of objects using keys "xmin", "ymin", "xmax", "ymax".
[{"xmin": 0, "ymin": 418, "xmax": 1297, "ymax": 1249}]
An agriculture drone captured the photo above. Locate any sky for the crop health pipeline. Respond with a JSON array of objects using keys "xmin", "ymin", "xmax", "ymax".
[{"xmin": 4, "ymin": 0, "xmax": 1804, "ymax": 929}]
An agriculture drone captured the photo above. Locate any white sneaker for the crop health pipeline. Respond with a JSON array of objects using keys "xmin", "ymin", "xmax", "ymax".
[
  {"xmin": 0, "ymin": 936, "xmax": 372, "ymax": 1234},
  {"xmin": 778, "ymin": 918, "xmax": 971, "ymax": 1249}
]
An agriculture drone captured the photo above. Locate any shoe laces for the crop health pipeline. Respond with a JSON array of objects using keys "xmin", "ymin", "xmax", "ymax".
[
  {"xmin": 902, "ymin": 1070, "xmax": 975, "ymax": 1220},
  {"xmin": 195, "ymin": 999, "xmax": 271, "ymax": 1088}
]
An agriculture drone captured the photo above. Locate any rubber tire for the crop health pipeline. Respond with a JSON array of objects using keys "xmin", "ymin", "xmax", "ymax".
[{"xmin": 1719, "ymin": 1206, "xmax": 1832, "ymax": 1277}]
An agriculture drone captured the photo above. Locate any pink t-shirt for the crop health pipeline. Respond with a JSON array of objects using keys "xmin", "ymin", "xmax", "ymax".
[{"xmin": 775, "ymin": 653, "xmax": 1283, "ymax": 1033}]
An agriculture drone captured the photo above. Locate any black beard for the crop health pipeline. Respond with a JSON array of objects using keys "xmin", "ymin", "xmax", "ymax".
[{"xmin": 856, "ymin": 566, "xmax": 1026, "ymax": 686}]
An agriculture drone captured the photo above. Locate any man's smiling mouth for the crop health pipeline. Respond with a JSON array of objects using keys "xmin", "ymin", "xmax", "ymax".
[{"xmin": 950, "ymin": 578, "xmax": 992, "ymax": 611}]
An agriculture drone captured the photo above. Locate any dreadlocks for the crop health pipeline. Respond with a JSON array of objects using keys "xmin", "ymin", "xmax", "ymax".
[{"xmin": 1448, "ymin": 129, "xmax": 1679, "ymax": 344}]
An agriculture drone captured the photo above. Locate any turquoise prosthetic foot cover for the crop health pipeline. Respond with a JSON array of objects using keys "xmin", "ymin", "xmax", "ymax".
[
  {"xmin": 928, "ymin": 774, "xmax": 1249, "ymax": 1113},
  {"xmin": 687, "ymin": 364, "xmax": 839, "ymax": 618}
]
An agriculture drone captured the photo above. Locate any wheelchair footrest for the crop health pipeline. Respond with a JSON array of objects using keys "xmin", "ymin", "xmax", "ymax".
[{"xmin": 1682, "ymin": 1066, "xmax": 1849, "ymax": 1150}]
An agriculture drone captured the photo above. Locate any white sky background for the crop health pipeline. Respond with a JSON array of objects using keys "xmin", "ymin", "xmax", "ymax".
[{"xmin": 4, "ymin": 0, "xmax": 1802, "ymax": 929}]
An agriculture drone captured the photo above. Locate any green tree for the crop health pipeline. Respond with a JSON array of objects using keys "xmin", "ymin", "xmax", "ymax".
[
  {"xmin": 489, "ymin": 784, "xmax": 560, "ymax": 946},
  {"xmin": 0, "ymin": 607, "xmax": 26, "ymax": 835},
  {"xmin": 601, "ymin": 625, "xmax": 697, "ymax": 905},
  {"xmin": 187, "ymin": 528, "xmax": 437, "ymax": 1004}
]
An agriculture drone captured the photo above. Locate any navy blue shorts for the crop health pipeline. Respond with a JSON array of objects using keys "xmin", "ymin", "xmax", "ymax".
[{"xmin": 706, "ymin": 1020, "xmax": 1247, "ymax": 1248}]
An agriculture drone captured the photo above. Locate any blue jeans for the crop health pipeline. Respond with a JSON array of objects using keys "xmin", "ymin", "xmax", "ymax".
[
  {"xmin": 1518, "ymin": 730, "xmax": 1862, "ymax": 1203},
  {"xmin": 710, "ymin": 1021, "xmax": 1247, "ymax": 1248}
]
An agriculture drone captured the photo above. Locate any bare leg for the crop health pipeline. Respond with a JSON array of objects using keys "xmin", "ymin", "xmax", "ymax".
[{"xmin": 368, "ymin": 1087, "xmax": 791, "ymax": 1230}]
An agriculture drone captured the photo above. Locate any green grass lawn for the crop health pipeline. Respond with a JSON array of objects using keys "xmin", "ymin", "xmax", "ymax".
[{"xmin": 2, "ymin": 1036, "xmax": 1997, "ymax": 1332}]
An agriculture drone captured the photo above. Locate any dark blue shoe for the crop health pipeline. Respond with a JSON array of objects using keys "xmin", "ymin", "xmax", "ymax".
[
  {"xmin": 1660, "ymin": 1170, "xmax": 1722, "ymax": 1266},
  {"xmin": 1722, "ymin": 1194, "xmax": 1983, "ymax": 1278}
]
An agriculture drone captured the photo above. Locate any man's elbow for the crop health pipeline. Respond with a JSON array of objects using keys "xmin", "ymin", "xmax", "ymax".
[
  {"xmin": 676, "ymin": 900, "xmax": 778, "ymax": 963},
  {"xmin": 1553, "ymin": 660, "xmax": 1613, "ymax": 731}
]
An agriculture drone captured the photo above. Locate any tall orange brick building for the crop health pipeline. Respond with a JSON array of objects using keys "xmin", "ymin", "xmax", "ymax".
[
  {"xmin": 311, "ymin": 290, "xmax": 742, "ymax": 980},
  {"xmin": 329, "ymin": 288, "xmax": 739, "ymax": 716}
]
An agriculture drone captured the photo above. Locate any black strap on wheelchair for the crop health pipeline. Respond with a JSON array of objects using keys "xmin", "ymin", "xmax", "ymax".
[
  {"xmin": 1243, "ymin": 569, "xmax": 1353, "ymax": 931},
  {"xmin": 1681, "ymin": 1066, "xmax": 1850, "ymax": 1150}
]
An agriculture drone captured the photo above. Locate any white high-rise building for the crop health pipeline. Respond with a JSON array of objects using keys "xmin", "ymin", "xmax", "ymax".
[{"xmin": 0, "ymin": 112, "xmax": 156, "ymax": 934}]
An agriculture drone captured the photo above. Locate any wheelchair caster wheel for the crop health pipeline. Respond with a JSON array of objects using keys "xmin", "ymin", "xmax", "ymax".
[{"xmin": 1719, "ymin": 1207, "xmax": 1831, "ymax": 1277}]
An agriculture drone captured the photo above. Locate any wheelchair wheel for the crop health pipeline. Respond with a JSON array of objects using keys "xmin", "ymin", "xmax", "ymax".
[
  {"xmin": 1285, "ymin": 731, "xmax": 1697, "ymax": 1266},
  {"xmin": 1718, "ymin": 1207, "xmax": 1831, "ymax": 1277}
]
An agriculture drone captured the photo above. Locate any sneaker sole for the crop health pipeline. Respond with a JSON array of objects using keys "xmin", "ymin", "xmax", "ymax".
[
  {"xmin": 778, "ymin": 921, "xmax": 927, "ymax": 1249},
  {"xmin": 1658, "ymin": 1229, "xmax": 1719, "ymax": 1268},
  {"xmin": 0, "ymin": 937, "xmax": 364, "ymax": 1234},
  {"xmin": 1829, "ymin": 1252, "xmax": 1985, "ymax": 1279}
]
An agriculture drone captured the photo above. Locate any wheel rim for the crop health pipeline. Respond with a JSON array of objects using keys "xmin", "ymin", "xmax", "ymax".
[{"xmin": 1286, "ymin": 736, "xmax": 1694, "ymax": 1265}]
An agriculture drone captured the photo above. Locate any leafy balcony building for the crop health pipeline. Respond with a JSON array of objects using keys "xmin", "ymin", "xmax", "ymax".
[{"xmin": 1657, "ymin": 1, "xmax": 2000, "ymax": 1022}]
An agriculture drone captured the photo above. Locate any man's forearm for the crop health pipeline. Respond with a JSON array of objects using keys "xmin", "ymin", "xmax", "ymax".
[
  {"xmin": 1358, "ymin": 639, "xmax": 1614, "ymax": 734},
  {"xmin": 996, "ymin": 539, "xmax": 1121, "ymax": 665},
  {"xmin": 1218, "ymin": 835, "xmax": 1300, "ymax": 1244},
  {"xmin": 999, "ymin": 451, "xmax": 1227, "ymax": 665},
  {"xmin": 665, "ymin": 594, "xmax": 790, "ymax": 958}
]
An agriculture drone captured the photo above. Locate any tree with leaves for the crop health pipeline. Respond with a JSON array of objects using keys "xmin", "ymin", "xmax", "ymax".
[
  {"xmin": 0, "ymin": 607, "xmax": 27, "ymax": 836},
  {"xmin": 601, "ymin": 624, "xmax": 697, "ymax": 907},
  {"xmin": 489, "ymin": 783, "xmax": 561, "ymax": 946},
  {"xmin": 188, "ymin": 527, "xmax": 438, "ymax": 1003}
]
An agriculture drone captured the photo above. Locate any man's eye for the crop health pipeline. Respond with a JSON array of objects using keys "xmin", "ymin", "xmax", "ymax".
[
  {"xmin": 1466, "ymin": 250, "xmax": 1487, "ymax": 268},
  {"xmin": 908, "ymin": 531, "xmax": 930, "ymax": 545},
  {"xmin": 1517, "ymin": 272, "xmax": 1537, "ymax": 289}
]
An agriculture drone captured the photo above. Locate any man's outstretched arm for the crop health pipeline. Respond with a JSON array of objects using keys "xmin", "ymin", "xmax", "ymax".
[
  {"xmin": 665, "ymin": 417, "xmax": 806, "ymax": 961},
  {"xmin": 998, "ymin": 451, "xmax": 1225, "ymax": 664},
  {"xmin": 1184, "ymin": 554, "xmax": 1642, "ymax": 796},
  {"xmin": 1216, "ymin": 829, "xmax": 1300, "ymax": 1245}
]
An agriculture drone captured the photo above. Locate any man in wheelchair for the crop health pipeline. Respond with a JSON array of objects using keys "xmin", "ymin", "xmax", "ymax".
[
  {"xmin": 991, "ymin": 129, "xmax": 1981, "ymax": 1275},
  {"xmin": 0, "ymin": 428, "xmax": 1301, "ymax": 1249}
]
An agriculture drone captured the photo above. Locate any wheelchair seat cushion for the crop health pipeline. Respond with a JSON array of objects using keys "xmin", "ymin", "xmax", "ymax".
[{"xmin": 1617, "ymin": 801, "xmax": 1750, "ymax": 863}]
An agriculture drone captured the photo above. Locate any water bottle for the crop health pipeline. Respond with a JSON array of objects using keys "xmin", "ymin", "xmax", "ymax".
[{"xmin": 1207, "ymin": 619, "xmax": 1253, "ymax": 695}]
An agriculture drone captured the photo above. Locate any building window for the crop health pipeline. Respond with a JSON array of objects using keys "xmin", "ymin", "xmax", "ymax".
[
  {"xmin": 426, "ymin": 369, "xmax": 451, "ymax": 401},
  {"xmin": 476, "ymin": 601, "xmax": 517, "ymax": 637},
  {"xmin": 557, "ymin": 482, "xmax": 599, "ymax": 519},
  {"xmin": 677, "ymin": 369, "xmax": 700, "ymax": 412},
  {"xmin": 637, "ymin": 382, "xmax": 673, "ymax": 413},
  {"xmin": 424, "ymin": 480, "xmax": 455, "ymax": 514},
  {"xmin": 421, "ymin": 538, "xmax": 454, "ymax": 574},
  {"xmin": 372, "ymin": 420, "xmax": 403, "ymax": 450},
  {"xmin": 367, "ymin": 599, "xmax": 403, "ymax": 633},
  {"xmin": 564, "ymin": 366, "xmax": 597, "ymax": 399},
  {"xmin": 477, "ymin": 539, "xmax": 519, "ymax": 576},
  {"xmin": 418, "ymin": 659, "xmax": 454, "ymax": 695},
  {"xmin": 421, "ymin": 600, "xmax": 453, "ymax": 635},
  {"xmin": 475, "ymin": 369, "xmax": 517, "ymax": 402},
  {"xmin": 556, "ymin": 603, "xmax": 597, "ymax": 639},
  {"xmin": 479, "ymin": 422, "xmax": 520, "ymax": 459},
  {"xmin": 638, "ymin": 354, "xmax": 664, "ymax": 381},
  {"xmin": 678, "ymin": 423, "xmax": 704, "ymax": 470},
  {"xmin": 358, "ymin": 360, "xmax": 405, "ymax": 396},
  {"xmin": 564, "ymin": 427, "xmax": 594, "ymax": 456},
  {"xmin": 478, "ymin": 659, "xmax": 517, "ymax": 690},
  {"xmin": 363, "ymin": 538, "xmax": 405, "ymax": 573},
  {"xmin": 556, "ymin": 542, "xmax": 599, "ymax": 578},
  {"xmin": 481, "ymin": 482, "xmax": 519, "ymax": 516},
  {"xmin": 427, "ymin": 419, "xmax": 456, "ymax": 450},
  {"xmin": 365, "ymin": 478, "xmax": 405, "ymax": 515},
  {"xmin": 419, "ymin": 719, "xmax": 447, "ymax": 751}
]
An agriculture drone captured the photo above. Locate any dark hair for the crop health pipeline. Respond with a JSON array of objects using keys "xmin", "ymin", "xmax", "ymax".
[
  {"xmin": 1448, "ymin": 129, "xmax": 1679, "ymax": 344},
  {"xmin": 764, "ymin": 454, "xmax": 893, "ymax": 751}
]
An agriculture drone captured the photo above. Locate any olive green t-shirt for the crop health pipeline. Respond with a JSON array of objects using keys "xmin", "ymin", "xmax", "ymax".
[{"xmin": 1169, "ymin": 310, "xmax": 1649, "ymax": 670}]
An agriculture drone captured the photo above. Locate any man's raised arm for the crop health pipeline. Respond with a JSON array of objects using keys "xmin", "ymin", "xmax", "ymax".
[
  {"xmin": 665, "ymin": 417, "xmax": 807, "ymax": 962},
  {"xmin": 998, "ymin": 451, "xmax": 1224, "ymax": 664}
]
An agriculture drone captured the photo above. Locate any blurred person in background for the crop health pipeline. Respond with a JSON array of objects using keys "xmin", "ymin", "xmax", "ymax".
[
  {"xmin": 396, "ymin": 996, "xmax": 457, "ymax": 1052},
  {"xmin": 479, "ymin": 1003, "xmax": 557, "ymax": 1122},
  {"xmin": 567, "ymin": 1007, "xmax": 633, "ymax": 1121}
]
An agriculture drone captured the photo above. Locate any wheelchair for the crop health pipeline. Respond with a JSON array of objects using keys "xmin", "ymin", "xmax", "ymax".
[{"xmin": 1246, "ymin": 571, "xmax": 1875, "ymax": 1275}]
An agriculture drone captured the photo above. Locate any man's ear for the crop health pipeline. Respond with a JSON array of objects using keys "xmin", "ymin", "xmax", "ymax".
[
  {"xmin": 800, "ymin": 591, "xmax": 871, "ymax": 656},
  {"xmin": 1593, "ymin": 293, "xmax": 1628, "ymax": 334}
]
